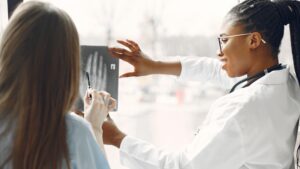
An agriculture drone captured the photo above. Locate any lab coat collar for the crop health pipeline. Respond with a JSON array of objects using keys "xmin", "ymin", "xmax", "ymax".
[{"xmin": 254, "ymin": 64, "xmax": 289, "ymax": 85}]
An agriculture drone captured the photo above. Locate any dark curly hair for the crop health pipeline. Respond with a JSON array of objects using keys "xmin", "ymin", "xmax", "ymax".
[{"xmin": 227, "ymin": 0, "xmax": 300, "ymax": 83}]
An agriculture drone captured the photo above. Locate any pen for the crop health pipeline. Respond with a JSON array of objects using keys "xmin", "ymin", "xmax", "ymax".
[
  {"xmin": 86, "ymin": 71, "xmax": 91, "ymax": 89},
  {"xmin": 86, "ymin": 72, "xmax": 92, "ymax": 99}
]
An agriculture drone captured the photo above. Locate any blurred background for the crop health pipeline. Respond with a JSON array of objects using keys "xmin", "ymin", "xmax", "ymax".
[{"xmin": 1, "ymin": 0, "xmax": 293, "ymax": 168}]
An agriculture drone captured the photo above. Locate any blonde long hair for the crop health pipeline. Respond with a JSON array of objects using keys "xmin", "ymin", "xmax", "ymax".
[{"xmin": 0, "ymin": 1, "xmax": 80, "ymax": 169}]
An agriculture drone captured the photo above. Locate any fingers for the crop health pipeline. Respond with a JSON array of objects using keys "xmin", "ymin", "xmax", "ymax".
[
  {"xmin": 98, "ymin": 91, "xmax": 111, "ymax": 106},
  {"xmin": 108, "ymin": 39, "xmax": 141, "ymax": 62},
  {"xmin": 97, "ymin": 91, "xmax": 117, "ymax": 113},
  {"xmin": 84, "ymin": 88, "xmax": 93, "ymax": 102},
  {"xmin": 110, "ymin": 47, "xmax": 132, "ymax": 56},
  {"xmin": 117, "ymin": 40, "xmax": 136, "ymax": 51},
  {"xmin": 120, "ymin": 72, "xmax": 137, "ymax": 78},
  {"xmin": 92, "ymin": 52, "xmax": 98, "ymax": 78},
  {"xmin": 125, "ymin": 39, "xmax": 140, "ymax": 51},
  {"xmin": 85, "ymin": 88, "xmax": 100, "ymax": 103},
  {"xmin": 108, "ymin": 97, "xmax": 117, "ymax": 111},
  {"xmin": 117, "ymin": 40, "xmax": 140, "ymax": 52},
  {"xmin": 90, "ymin": 90, "xmax": 114, "ymax": 106},
  {"xmin": 109, "ymin": 47, "xmax": 133, "ymax": 63},
  {"xmin": 85, "ymin": 56, "xmax": 92, "ymax": 77}
]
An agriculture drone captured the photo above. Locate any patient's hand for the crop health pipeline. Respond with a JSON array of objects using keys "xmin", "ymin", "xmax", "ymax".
[{"xmin": 84, "ymin": 89, "xmax": 116, "ymax": 129}]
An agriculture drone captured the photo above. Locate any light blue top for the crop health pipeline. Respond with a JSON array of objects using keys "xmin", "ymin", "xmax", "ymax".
[
  {"xmin": 66, "ymin": 113, "xmax": 110, "ymax": 169},
  {"xmin": 0, "ymin": 113, "xmax": 110, "ymax": 169}
]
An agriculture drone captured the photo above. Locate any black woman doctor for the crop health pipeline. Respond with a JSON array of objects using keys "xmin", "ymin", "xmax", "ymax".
[{"xmin": 101, "ymin": 0, "xmax": 300, "ymax": 168}]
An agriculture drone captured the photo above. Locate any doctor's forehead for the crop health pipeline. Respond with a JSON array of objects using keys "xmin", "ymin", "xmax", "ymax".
[{"xmin": 219, "ymin": 21, "xmax": 245, "ymax": 36}]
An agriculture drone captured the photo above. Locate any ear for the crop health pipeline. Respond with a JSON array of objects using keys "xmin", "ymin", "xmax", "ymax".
[{"xmin": 248, "ymin": 32, "xmax": 263, "ymax": 49}]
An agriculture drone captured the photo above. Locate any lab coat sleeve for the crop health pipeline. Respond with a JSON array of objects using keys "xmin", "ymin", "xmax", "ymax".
[
  {"xmin": 179, "ymin": 56, "xmax": 243, "ymax": 89},
  {"xmin": 119, "ymin": 118, "xmax": 245, "ymax": 169}
]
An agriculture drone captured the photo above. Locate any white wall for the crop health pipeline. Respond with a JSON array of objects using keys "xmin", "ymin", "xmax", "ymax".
[{"xmin": 0, "ymin": 0, "xmax": 8, "ymax": 37}]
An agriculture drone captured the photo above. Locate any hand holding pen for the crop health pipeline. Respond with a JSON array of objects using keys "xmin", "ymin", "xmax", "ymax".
[
  {"xmin": 84, "ymin": 88, "xmax": 116, "ymax": 129},
  {"xmin": 84, "ymin": 72, "xmax": 116, "ymax": 127},
  {"xmin": 85, "ymin": 71, "xmax": 115, "ymax": 109}
]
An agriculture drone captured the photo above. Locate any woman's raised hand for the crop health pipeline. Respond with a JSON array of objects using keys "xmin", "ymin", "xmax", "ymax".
[{"xmin": 109, "ymin": 39, "xmax": 158, "ymax": 77}]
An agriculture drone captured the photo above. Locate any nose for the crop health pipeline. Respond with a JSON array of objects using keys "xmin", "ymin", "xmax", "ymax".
[{"xmin": 217, "ymin": 49, "xmax": 223, "ymax": 57}]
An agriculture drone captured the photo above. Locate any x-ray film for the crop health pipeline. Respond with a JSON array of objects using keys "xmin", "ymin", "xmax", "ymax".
[{"xmin": 80, "ymin": 46, "xmax": 119, "ymax": 111}]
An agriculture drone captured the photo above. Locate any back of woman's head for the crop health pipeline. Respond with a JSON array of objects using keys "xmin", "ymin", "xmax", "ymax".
[
  {"xmin": 226, "ymin": 0, "xmax": 300, "ymax": 83},
  {"xmin": 0, "ymin": 1, "xmax": 79, "ymax": 169}
]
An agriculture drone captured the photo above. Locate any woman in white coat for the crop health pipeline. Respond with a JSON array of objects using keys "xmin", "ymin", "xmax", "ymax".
[{"xmin": 103, "ymin": 0, "xmax": 300, "ymax": 168}]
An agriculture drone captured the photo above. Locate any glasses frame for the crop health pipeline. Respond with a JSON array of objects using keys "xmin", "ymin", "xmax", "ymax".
[{"xmin": 217, "ymin": 32, "xmax": 267, "ymax": 54}]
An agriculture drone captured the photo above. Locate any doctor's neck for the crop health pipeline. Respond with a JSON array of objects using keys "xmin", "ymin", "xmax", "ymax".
[{"xmin": 246, "ymin": 50, "xmax": 279, "ymax": 77}]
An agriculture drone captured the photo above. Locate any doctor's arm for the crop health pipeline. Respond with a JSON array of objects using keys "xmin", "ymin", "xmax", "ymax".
[
  {"xmin": 109, "ymin": 39, "xmax": 241, "ymax": 89},
  {"xmin": 102, "ymin": 116, "xmax": 245, "ymax": 169},
  {"xmin": 109, "ymin": 39, "xmax": 181, "ymax": 77}
]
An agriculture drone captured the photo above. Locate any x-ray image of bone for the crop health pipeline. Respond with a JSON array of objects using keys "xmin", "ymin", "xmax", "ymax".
[
  {"xmin": 76, "ymin": 53, "xmax": 106, "ymax": 113},
  {"xmin": 79, "ymin": 45, "xmax": 119, "ymax": 111},
  {"xmin": 86, "ymin": 51, "xmax": 108, "ymax": 90},
  {"xmin": 79, "ymin": 51, "xmax": 108, "ymax": 97}
]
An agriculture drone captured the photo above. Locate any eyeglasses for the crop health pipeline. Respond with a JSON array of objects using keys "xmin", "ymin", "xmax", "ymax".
[{"xmin": 217, "ymin": 32, "xmax": 267, "ymax": 54}]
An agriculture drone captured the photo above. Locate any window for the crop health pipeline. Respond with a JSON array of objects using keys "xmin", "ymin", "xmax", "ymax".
[
  {"xmin": 33, "ymin": 1, "xmax": 235, "ymax": 168},
  {"xmin": 8, "ymin": 0, "xmax": 294, "ymax": 168}
]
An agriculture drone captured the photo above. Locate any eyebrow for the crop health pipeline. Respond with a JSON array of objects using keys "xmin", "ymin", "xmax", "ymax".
[{"xmin": 219, "ymin": 33, "xmax": 228, "ymax": 37}]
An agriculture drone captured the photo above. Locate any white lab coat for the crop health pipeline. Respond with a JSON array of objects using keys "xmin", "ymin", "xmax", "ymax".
[{"xmin": 119, "ymin": 57, "xmax": 300, "ymax": 169}]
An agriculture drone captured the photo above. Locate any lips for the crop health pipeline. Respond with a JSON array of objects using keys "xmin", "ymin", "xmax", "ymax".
[
  {"xmin": 220, "ymin": 58, "xmax": 227, "ymax": 62},
  {"xmin": 220, "ymin": 58, "xmax": 227, "ymax": 70}
]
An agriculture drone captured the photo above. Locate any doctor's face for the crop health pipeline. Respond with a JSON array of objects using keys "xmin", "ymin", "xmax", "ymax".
[{"xmin": 217, "ymin": 22, "xmax": 253, "ymax": 77}]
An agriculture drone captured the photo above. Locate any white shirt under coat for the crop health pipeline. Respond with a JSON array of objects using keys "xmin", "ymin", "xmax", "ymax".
[{"xmin": 119, "ymin": 57, "xmax": 300, "ymax": 169}]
